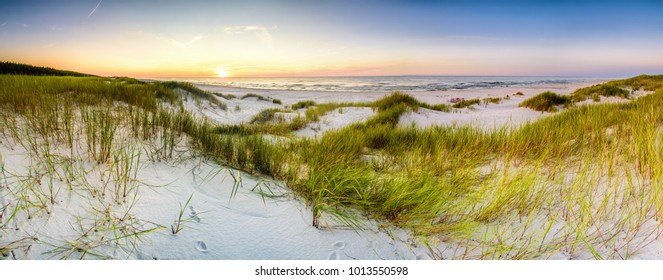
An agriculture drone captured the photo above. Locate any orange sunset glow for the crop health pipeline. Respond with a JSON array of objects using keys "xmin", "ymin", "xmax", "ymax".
[{"xmin": 1, "ymin": 1, "xmax": 662, "ymax": 78}]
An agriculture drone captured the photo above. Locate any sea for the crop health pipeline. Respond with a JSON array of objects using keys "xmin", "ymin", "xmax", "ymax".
[{"xmin": 172, "ymin": 76, "xmax": 607, "ymax": 93}]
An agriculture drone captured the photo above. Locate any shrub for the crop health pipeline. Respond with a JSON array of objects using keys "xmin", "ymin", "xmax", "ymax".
[
  {"xmin": 452, "ymin": 98, "xmax": 481, "ymax": 108},
  {"xmin": 292, "ymin": 100, "xmax": 316, "ymax": 110},
  {"xmin": 372, "ymin": 92, "xmax": 450, "ymax": 112},
  {"xmin": 241, "ymin": 93, "xmax": 269, "ymax": 101},
  {"xmin": 519, "ymin": 91, "xmax": 572, "ymax": 112},
  {"xmin": 250, "ymin": 108, "xmax": 280, "ymax": 124},
  {"xmin": 373, "ymin": 92, "xmax": 420, "ymax": 111},
  {"xmin": 214, "ymin": 92, "xmax": 237, "ymax": 99},
  {"xmin": 482, "ymin": 97, "xmax": 502, "ymax": 106},
  {"xmin": 571, "ymin": 84, "xmax": 630, "ymax": 102},
  {"xmin": 592, "ymin": 93, "xmax": 601, "ymax": 102}
]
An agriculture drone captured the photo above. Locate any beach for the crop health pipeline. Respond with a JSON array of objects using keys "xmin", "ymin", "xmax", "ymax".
[
  {"xmin": 2, "ymin": 74, "xmax": 663, "ymax": 260},
  {"xmin": 188, "ymin": 79, "xmax": 608, "ymax": 134},
  {"xmin": 3, "ymin": 1, "xmax": 663, "ymax": 277}
]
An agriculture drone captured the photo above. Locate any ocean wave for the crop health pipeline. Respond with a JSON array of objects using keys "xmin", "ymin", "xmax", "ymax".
[{"xmin": 173, "ymin": 76, "xmax": 599, "ymax": 92}]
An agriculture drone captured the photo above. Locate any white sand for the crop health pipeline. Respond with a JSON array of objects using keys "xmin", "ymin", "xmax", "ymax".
[
  {"xmin": 194, "ymin": 80, "xmax": 607, "ymax": 132},
  {"xmin": 4, "ymin": 79, "xmax": 656, "ymax": 260},
  {"xmin": 183, "ymin": 92, "xmax": 286, "ymax": 125},
  {"xmin": 0, "ymin": 138, "xmax": 426, "ymax": 260},
  {"xmin": 293, "ymin": 107, "xmax": 376, "ymax": 138}
]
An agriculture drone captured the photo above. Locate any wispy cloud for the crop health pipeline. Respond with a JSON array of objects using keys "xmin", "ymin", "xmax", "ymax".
[
  {"xmin": 223, "ymin": 25, "xmax": 277, "ymax": 46},
  {"xmin": 50, "ymin": 25, "xmax": 65, "ymax": 32},
  {"xmin": 154, "ymin": 34, "xmax": 204, "ymax": 48},
  {"xmin": 88, "ymin": 0, "xmax": 102, "ymax": 17},
  {"xmin": 187, "ymin": 35, "xmax": 203, "ymax": 45}
]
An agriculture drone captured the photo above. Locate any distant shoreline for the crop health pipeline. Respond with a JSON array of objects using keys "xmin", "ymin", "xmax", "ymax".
[{"xmin": 149, "ymin": 76, "xmax": 611, "ymax": 94}]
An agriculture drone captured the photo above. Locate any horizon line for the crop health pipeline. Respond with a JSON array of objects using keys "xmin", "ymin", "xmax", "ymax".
[{"xmin": 145, "ymin": 74, "xmax": 634, "ymax": 79}]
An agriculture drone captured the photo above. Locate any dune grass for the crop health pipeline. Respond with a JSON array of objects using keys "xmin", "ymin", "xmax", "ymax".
[
  {"xmin": 241, "ymin": 93, "xmax": 270, "ymax": 101},
  {"xmin": 373, "ymin": 91, "xmax": 452, "ymax": 112},
  {"xmin": 0, "ymin": 61, "xmax": 94, "ymax": 77},
  {"xmin": 201, "ymin": 76, "xmax": 663, "ymax": 259},
  {"xmin": 482, "ymin": 97, "xmax": 502, "ymax": 105},
  {"xmin": 452, "ymin": 98, "xmax": 481, "ymax": 108},
  {"xmin": 229, "ymin": 92, "xmax": 453, "ymax": 136},
  {"xmin": 159, "ymin": 81, "xmax": 228, "ymax": 110},
  {"xmin": 2, "ymin": 73, "xmax": 663, "ymax": 259},
  {"xmin": 291, "ymin": 100, "xmax": 316, "ymax": 110},
  {"xmin": 519, "ymin": 91, "xmax": 572, "ymax": 112},
  {"xmin": 610, "ymin": 74, "xmax": 663, "ymax": 92},
  {"xmin": 571, "ymin": 84, "xmax": 630, "ymax": 102},
  {"xmin": 521, "ymin": 75, "xmax": 663, "ymax": 112}
]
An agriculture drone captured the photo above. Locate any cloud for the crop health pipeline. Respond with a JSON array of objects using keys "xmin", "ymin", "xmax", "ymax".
[
  {"xmin": 187, "ymin": 35, "xmax": 203, "ymax": 45},
  {"xmin": 223, "ymin": 25, "xmax": 277, "ymax": 46},
  {"xmin": 88, "ymin": 0, "xmax": 103, "ymax": 17},
  {"xmin": 50, "ymin": 25, "xmax": 65, "ymax": 31},
  {"xmin": 154, "ymin": 34, "xmax": 204, "ymax": 48}
]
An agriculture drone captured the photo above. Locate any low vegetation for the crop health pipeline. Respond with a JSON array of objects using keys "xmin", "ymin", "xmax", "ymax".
[
  {"xmin": 214, "ymin": 92, "xmax": 237, "ymax": 99},
  {"xmin": 482, "ymin": 97, "xmax": 502, "ymax": 105},
  {"xmin": 0, "ymin": 61, "xmax": 94, "ymax": 77},
  {"xmin": 241, "ymin": 93, "xmax": 270, "ymax": 101},
  {"xmin": 452, "ymin": 98, "xmax": 481, "ymax": 108},
  {"xmin": 519, "ymin": 91, "xmax": 572, "ymax": 112},
  {"xmin": 2, "ymin": 66, "xmax": 663, "ymax": 259},
  {"xmin": 159, "ymin": 81, "xmax": 228, "ymax": 110},
  {"xmin": 571, "ymin": 84, "xmax": 630, "ymax": 102},
  {"xmin": 610, "ymin": 74, "xmax": 663, "ymax": 91},
  {"xmin": 291, "ymin": 100, "xmax": 316, "ymax": 110},
  {"xmin": 520, "ymin": 76, "xmax": 662, "ymax": 112},
  {"xmin": 230, "ymin": 92, "xmax": 453, "ymax": 136},
  {"xmin": 373, "ymin": 92, "xmax": 451, "ymax": 112}
]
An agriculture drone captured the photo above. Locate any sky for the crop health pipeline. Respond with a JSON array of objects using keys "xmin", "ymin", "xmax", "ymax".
[{"xmin": 1, "ymin": 0, "xmax": 662, "ymax": 78}]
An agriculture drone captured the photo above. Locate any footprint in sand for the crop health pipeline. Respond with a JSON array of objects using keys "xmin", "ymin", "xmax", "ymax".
[
  {"xmin": 189, "ymin": 206, "xmax": 201, "ymax": 223},
  {"xmin": 195, "ymin": 241, "xmax": 209, "ymax": 253},
  {"xmin": 332, "ymin": 241, "xmax": 346, "ymax": 250},
  {"xmin": 328, "ymin": 251, "xmax": 340, "ymax": 260},
  {"xmin": 328, "ymin": 241, "xmax": 346, "ymax": 260}
]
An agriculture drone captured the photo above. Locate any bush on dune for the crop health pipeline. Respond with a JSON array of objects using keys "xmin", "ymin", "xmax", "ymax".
[
  {"xmin": 571, "ymin": 84, "xmax": 630, "ymax": 102},
  {"xmin": 519, "ymin": 91, "xmax": 572, "ymax": 112}
]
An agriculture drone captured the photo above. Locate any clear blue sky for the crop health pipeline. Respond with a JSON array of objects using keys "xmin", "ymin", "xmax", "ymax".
[{"xmin": 1, "ymin": 0, "xmax": 662, "ymax": 77}]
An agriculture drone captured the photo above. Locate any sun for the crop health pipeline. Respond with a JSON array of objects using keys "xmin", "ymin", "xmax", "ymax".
[{"xmin": 215, "ymin": 67, "xmax": 229, "ymax": 78}]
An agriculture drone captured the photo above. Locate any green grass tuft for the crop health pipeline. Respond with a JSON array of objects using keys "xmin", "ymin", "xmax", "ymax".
[
  {"xmin": 571, "ymin": 84, "xmax": 630, "ymax": 102},
  {"xmin": 241, "ymin": 93, "xmax": 270, "ymax": 101},
  {"xmin": 452, "ymin": 98, "xmax": 481, "ymax": 108},
  {"xmin": 519, "ymin": 91, "xmax": 572, "ymax": 112},
  {"xmin": 158, "ymin": 81, "xmax": 227, "ymax": 110},
  {"xmin": 292, "ymin": 100, "xmax": 316, "ymax": 110}
]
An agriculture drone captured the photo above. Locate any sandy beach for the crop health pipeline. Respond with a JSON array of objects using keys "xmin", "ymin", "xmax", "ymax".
[
  {"xmin": 190, "ymin": 80, "xmax": 607, "ymax": 134},
  {"xmin": 2, "ymin": 73, "xmax": 662, "ymax": 260},
  {"xmin": 4, "ymin": 2, "xmax": 663, "ymax": 278}
]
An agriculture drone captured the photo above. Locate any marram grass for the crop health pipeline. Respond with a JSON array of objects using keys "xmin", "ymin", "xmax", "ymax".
[{"xmin": 2, "ymin": 74, "xmax": 663, "ymax": 259}]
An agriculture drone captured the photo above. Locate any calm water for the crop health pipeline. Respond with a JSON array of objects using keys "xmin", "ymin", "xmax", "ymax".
[{"xmin": 172, "ymin": 76, "xmax": 604, "ymax": 93}]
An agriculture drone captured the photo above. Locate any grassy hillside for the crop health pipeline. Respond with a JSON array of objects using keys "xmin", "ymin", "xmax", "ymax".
[{"xmin": 520, "ymin": 75, "xmax": 663, "ymax": 111}]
